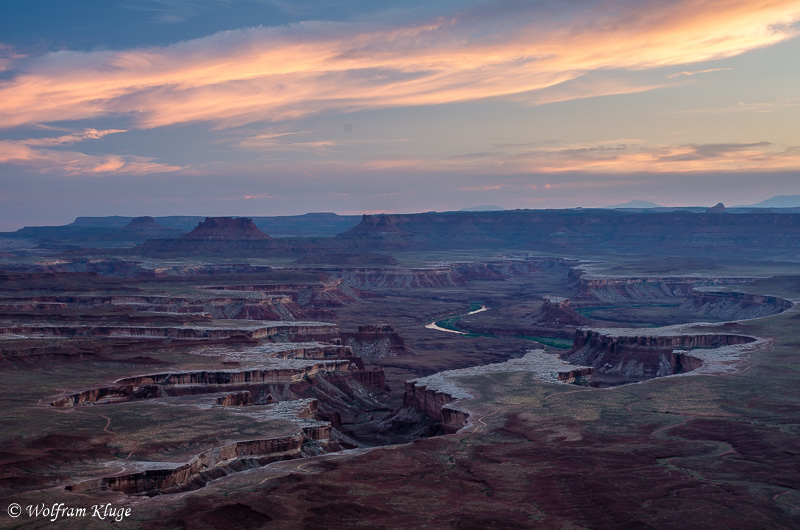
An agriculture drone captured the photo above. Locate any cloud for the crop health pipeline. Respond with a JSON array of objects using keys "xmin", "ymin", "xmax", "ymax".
[
  {"xmin": 362, "ymin": 158, "xmax": 424, "ymax": 170},
  {"xmin": 669, "ymin": 97, "xmax": 800, "ymax": 116},
  {"xmin": 0, "ymin": 129, "xmax": 183, "ymax": 175},
  {"xmin": 460, "ymin": 185, "xmax": 508, "ymax": 191},
  {"xmin": 667, "ymin": 67, "xmax": 733, "ymax": 78},
  {"xmin": 418, "ymin": 140, "xmax": 800, "ymax": 175},
  {"xmin": 0, "ymin": 0, "xmax": 798, "ymax": 131},
  {"xmin": 510, "ymin": 141, "xmax": 800, "ymax": 173},
  {"xmin": 18, "ymin": 128, "xmax": 128, "ymax": 147},
  {"xmin": 120, "ymin": 0, "xmax": 236, "ymax": 24},
  {"xmin": 0, "ymin": 44, "xmax": 26, "ymax": 72},
  {"xmin": 229, "ymin": 131, "xmax": 338, "ymax": 153}
]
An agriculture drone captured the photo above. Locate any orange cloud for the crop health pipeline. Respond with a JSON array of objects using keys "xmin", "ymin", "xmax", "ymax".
[
  {"xmin": 0, "ymin": 131, "xmax": 183, "ymax": 176},
  {"xmin": 0, "ymin": 1, "xmax": 797, "ymax": 130},
  {"xmin": 362, "ymin": 158, "xmax": 424, "ymax": 170},
  {"xmin": 667, "ymin": 67, "xmax": 733, "ymax": 78},
  {"xmin": 437, "ymin": 141, "xmax": 800, "ymax": 174}
]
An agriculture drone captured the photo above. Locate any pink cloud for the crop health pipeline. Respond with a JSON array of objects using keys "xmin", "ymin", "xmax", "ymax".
[
  {"xmin": 430, "ymin": 139, "xmax": 800, "ymax": 175},
  {"xmin": 460, "ymin": 185, "xmax": 508, "ymax": 191},
  {"xmin": 0, "ymin": 130, "xmax": 183, "ymax": 176},
  {"xmin": 0, "ymin": 1, "xmax": 797, "ymax": 131}
]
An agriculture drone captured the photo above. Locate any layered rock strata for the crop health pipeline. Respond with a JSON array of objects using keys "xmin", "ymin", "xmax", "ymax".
[
  {"xmin": 51, "ymin": 360, "xmax": 357, "ymax": 407},
  {"xmin": 317, "ymin": 258, "xmax": 567, "ymax": 288},
  {"xmin": 404, "ymin": 350, "xmax": 593, "ymax": 433},
  {"xmin": 575, "ymin": 276, "xmax": 759, "ymax": 302},
  {"xmin": 180, "ymin": 217, "xmax": 272, "ymax": 241},
  {"xmin": 1, "ymin": 322, "xmax": 337, "ymax": 340},
  {"xmin": 340, "ymin": 324, "xmax": 411, "ymax": 358},
  {"xmin": 337, "ymin": 210, "xmax": 800, "ymax": 252},
  {"xmin": 68, "ymin": 428, "xmax": 336, "ymax": 495},
  {"xmin": 679, "ymin": 290, "xmax": 793, "ymax": 320},
  {"xmin": 200, "ymin": 280, "xmax": 363, "ymax": 309},
  {"xmin": 565, "ymin": 328, "xmax": 758, "ymax": 380}
]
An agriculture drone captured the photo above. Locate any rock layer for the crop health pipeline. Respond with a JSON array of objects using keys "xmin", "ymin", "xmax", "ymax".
[
  {"xmin": 565, "ymin": 328, "xmax": 755, "ymax": 380},
  {"xmin": 181, "ymin": 217, "xmax": 272, "ymax": 241},
  {"xmin": 337, "ymin": 210, "xmax": 800, "ymax": 252},
  {"xmin": 68, "ymin": 432, "xmax": 317, "ymax": 495}
]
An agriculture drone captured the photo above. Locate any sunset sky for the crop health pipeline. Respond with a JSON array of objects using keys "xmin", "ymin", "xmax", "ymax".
[{"xmin": 1, "ymin": 0, "xmax": 799, "ymax": 230}]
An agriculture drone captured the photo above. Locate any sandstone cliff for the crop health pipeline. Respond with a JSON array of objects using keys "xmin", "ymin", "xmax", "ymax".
[
  {"xmin": 69, "ymin": 432, "xmax": 311, "ymax": 495},
  {"xmin": 133, "ymin": 217, "xmax": 283, "ymax": 256},
  {"xmin": 522, "ymin": 296, "xmax": 588, "ymax": 328},
  {"xmin": 181, "ymin": 217, "xmax": 272, "ymax": 241},
  {"xmin": 564, "ymin": 328, "xmax": 755, "ymax": 380},
  {"xmin": 403, "ymin": 380, "xmax": 468, "ymax": 434},
  {"xmin": 337, "ymin": 210, "xmax": 800, "ymax": 253}
]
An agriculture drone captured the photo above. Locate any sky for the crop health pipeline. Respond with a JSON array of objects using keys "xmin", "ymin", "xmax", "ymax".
[{"xmin": 1, "ymin": 0, "xmax": 799, "ymax": 230}]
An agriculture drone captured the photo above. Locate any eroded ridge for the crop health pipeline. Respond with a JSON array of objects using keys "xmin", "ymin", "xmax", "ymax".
[
  {"xmin": 50, "ymin": 360, "xmax": 357, "ymax": 408},
  {"xmin": 49, "ymin": 335, "xmax": 391, "ymax": 408},
  {"xmin": 564, "ymin": 327, "xmax": 765, "ymax": 386},
  {"xmin": 572, "ymin": 271, "xmax": 793, "ymax": 321},
  {"xmin": 1, "ymin": 321, "xmax": 336, "ymax": 340},
  {"xmin": 404, "ymin": 350, "xmax": 593, "ymax": 433},
  {"xmin": 311, "ymin": 258, "xmax": 566, "ymax": 288},
  {"xmin": 66, "ymin": 399, "xmax": 343, "ymax": 496}
]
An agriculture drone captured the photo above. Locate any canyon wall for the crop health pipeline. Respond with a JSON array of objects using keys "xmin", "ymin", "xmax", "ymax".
[
  {"xmin": 1, "ymin": 322, "xmax": 337, "ymax": 340},
  {"xmin": 575, "ymin": 276, "xmax": 758, "ymax": 302},
  {"xmin": 336, "ymin": 210, "xmax": 800, "ymax": 253},
  {"xmin": 340, "ymin": 324, "xmax": 411, "ymax": 359},
  {"xmin": 69, "ymin": 432, "xmax": 308, "ymax": 495},
  {"xmin": 679, "ymin": 291, "xmax": 793, "ymax": 320},
  {"xmin": 51, "ymin": 360, "xmax": 389, "ymax": 407},
  {"xmin": 565, "ymin": 329, "xmax": 755, "ymax": 379},
  {"xmin": 403, "ymin": 381, "xmax": 469, "ymax": 434},
  {"xmin": 317, "ymin": 259, "xmax": 567, "ymax": 289}
]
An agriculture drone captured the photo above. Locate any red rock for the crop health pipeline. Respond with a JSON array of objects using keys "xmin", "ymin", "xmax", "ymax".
[
  {"xmin": 523, "ymin": 296, "xmax": 588, "ymax": 328},
  {"xmin": 181, "ymin": 217, "xmax": 272, "ymax": 241}
]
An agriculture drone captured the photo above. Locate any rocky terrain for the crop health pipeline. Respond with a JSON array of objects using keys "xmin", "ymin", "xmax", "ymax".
[
  {"xmin": 564, "ymin": 327, "xmax": 757, "ymax": 384},
  {"xmin": 337, "ymin": 209, "xmax": 800, "ymax": 254},
  {"xmin": 1, "ymin": 211, "xmax": 799, "ymax": 528}
]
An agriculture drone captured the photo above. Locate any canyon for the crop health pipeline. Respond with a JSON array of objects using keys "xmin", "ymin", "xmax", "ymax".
[{"xmin": 1, "ymin": 210, "xmax": 799, "ymax": 528}]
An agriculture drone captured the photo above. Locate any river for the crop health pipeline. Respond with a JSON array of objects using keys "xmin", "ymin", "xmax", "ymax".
[{"xmin": 425, "ymin": 305, "xmax": 488, "ymax": 335}]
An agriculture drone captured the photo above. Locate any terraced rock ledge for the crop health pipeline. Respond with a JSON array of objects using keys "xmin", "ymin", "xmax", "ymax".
[
  {"xmin": 564, "ymin": 327, "xmax": 766, "ymax": 385},
  {"xmin": 404, "ymin": 350, "xmax": 593, "ymax": 433}
]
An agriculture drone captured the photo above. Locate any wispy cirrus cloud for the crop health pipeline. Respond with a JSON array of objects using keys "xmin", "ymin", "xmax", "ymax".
[
  {"xmin": 228, "ymin": 131, "xmax": 337, "ymax": 153},
  {"xmin": 120, "ymin": 0, "xmax": 236, "ymax": 24},
  {"xmin": 436, "ymin": 140, "xmax": 800, "ymax": 174},
  {"xmin": 1, "ymin": 0, "xmax": 798, "ymax": 132},
  {"xmin": 0, "ymin": 129, "xmax": 183, "ymax": 175},
  {"xmin": 667, "ymin": 67, "xmax": 733, "ymax": 78},
  {"xmin": 0, "ymin": 44, "xmax": 26, "ymax": 72}
]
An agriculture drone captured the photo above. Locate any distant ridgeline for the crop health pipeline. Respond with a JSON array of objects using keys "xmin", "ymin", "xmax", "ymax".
[
  {"xmin": 2, "ymin": 213, "xmax": 362, "ymax": 242},
  {"xmin": 333, "ymin": 209, "xmax": 800, "ymax": 254},
  {"xmin": 133, "ymin": 210, "xmax": 800, "ymax": 257},
  {"xmin": 6, "ymin": 210, "xmax": 800, "ymax": 256}
]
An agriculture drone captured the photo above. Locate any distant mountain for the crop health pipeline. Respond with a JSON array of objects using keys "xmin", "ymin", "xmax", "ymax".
[
  {"xmin": 337, "ymin": 210, "xmax": 800, "ymax": 254},
  {"xmin": 4, "ymin": 213, "xmax": 362, "ymax": 241},
  {"xmin": 180, "ymin": 217, "xmax": 272, "ymax": 241},
  {"xmin": 459, "ymin": 205, "xmax": 505, "ymax": 212},
  {"xmin": 121, "ymin": 217, "xmax": 182, "ymax": 239},
  {"xmin": 735, "ymin": 195, "xmax": 800, "ymax": 208},
  {"xmin": 603, "ymin": 200, "xmax": 663, "ymax": 209},
  {"xmin": 70, "ymin": 216, "xmax": 132, "ymax": 228}
]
